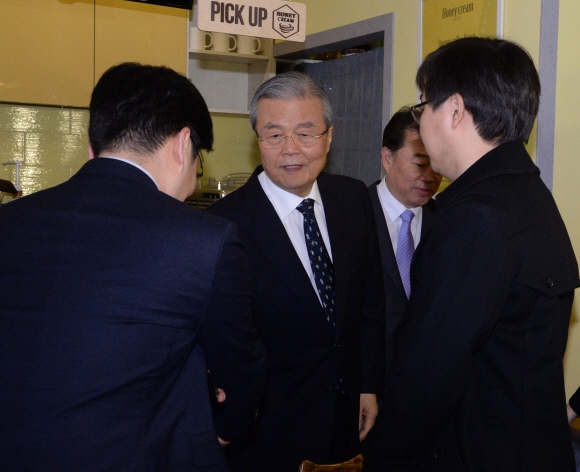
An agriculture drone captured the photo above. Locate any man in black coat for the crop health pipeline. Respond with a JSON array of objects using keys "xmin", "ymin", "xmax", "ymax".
[
  {"xmin": 0, "ymin": 63, "xmax": 266, "ymax": 471},
  {"xmin": 208, "ymin": 72, "xmax": 385, "ymax": 472},
  {"xmin": 365, "ymin": 37, "xmax": 579, "ymax": 471},
  {"xmin": 367, "ymin": 107, "xmax": 441, "ymax": 383}
]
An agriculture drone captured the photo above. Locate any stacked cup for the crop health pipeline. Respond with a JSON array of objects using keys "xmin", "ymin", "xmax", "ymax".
[
  {"xmin": 190, "ymin": 26, "xmax": 237, "ymax": 53},
  {"xmin": 238, "ymin": 35, "xmax": 262, "ymax": 55}
]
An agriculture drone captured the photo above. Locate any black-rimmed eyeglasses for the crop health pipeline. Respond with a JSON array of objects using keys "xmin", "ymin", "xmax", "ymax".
[
  {"xmin": 410, "ymin": 101, "xmax": 430, "ymax": 124},
  {"xmin": 196, "ymin": 151, "xmax": 204, "ymax": 179},
  {"xmin": 190, "ymin": 130, "xmax": 204, "ymax": 179}
]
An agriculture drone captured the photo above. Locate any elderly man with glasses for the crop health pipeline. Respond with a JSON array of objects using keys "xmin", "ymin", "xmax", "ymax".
[{"xmin": 208, "ymin": 71, "xmax": 385, "ymax": 472}]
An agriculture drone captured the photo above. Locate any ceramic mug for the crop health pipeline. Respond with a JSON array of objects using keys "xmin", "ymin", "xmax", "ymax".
[
  {"xmin": 237, "ymin": 36, "xmax": 262, "ymax": 55},
  {"xmin": 212, "ymin": 33, "xmax": 237, "ymax": 53},
  {"xmin": 189, "ymin": 26, "xmax": 212, "ymax": 51}
]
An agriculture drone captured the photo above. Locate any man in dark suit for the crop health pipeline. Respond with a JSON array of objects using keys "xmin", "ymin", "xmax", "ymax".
[
  {"xmin": 367, "ymin": 107, "xmax": 441, "ymax": 382},
  {"xmin": 365, "ymin": 37, "xmax": 579, "ymax": 471},
  {"xmin": 0, "ymin": 63, "xmax": 266, "ymax": 471},
  {"xmin": 208, "ymin": 71, "xmax": 385, "ymax": 472}
]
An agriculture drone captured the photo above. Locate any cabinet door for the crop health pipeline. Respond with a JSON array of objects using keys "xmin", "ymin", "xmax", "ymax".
[
  {"xmin": 95, "ymin": 0, "xmax": 187, "ymax": 82},
  {"xmin": 0, "ymin": 0, "xmax": 94, "ymax": 107}
]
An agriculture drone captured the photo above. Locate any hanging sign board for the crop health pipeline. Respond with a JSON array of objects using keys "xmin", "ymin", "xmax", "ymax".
[
  {"xmin": 422, "ymin": 0, "xmax": 502, "ymax": 58},
  {"xmin": 198, "ymin": 0, "xmax": 306, "ymax": 42}
]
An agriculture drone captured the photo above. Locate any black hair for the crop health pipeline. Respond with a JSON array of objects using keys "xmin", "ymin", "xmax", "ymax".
[
  {"xmin": 416, "ymin": 37, "xmax": 540, "ymax": 144},
  {"xmin": 89, "ymin": 63, "xmax": 213, "ymax": 158},
  {"xmin": 382, "ymin": 106, "xmax": 419, "ymax": 151}
]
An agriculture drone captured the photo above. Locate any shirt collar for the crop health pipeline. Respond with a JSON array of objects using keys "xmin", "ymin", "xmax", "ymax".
[
  {"xmin": 99, "ymin": 156, "xmax": 159, "ymax": 189},
  {"xmin": 258, "ymin": 171, "xmax": 323, "ymax": 218},
  {"xmin": 377, "ymin": 176, "xmax": 420, "ymax": 220}
]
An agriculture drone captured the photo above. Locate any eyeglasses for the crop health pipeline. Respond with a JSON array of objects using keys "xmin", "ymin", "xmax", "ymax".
[
  {"xmin": 190, "ymin": 135, "xmax": 204, "ymax": 179},
  {"xmin": 410, "ymin": 100, "xmax": 430, "ymax": 124},
  {"xmin": 196, "ymin": 151, "xmax": 204, "ymax": 179},
  {"xmin": 257, "ymin": 127, "xmax": 330, "ymax": 149}
]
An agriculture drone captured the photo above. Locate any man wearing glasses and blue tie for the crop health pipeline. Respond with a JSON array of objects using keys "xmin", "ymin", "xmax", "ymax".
[
  {"xmin": 365, "ymin": 37, "xmax": 578, "ymax": 472},
  {"xmin": 208, "ymin": 71, "xmax": 385, "ymax": 472}
]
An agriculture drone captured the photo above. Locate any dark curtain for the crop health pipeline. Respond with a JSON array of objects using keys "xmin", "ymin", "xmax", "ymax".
[{"xmin": 302, "ymin": 47, "xmax": 384, "ymax": 185}]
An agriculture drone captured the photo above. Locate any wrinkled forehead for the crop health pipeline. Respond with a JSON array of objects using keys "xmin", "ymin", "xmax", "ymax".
[{"xmin": 256, "ymin": 96, "xmax": 326, "ymax": 126}]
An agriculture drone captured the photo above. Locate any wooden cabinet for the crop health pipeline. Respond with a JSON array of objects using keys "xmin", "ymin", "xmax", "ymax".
[
  {"xmin": 187, "ymin": 12, "xmax": 275, "ymax": 114},
  {"xmin": 0, "ymin": 1, "xmax": 188, "ymax": 107},
  {"xmin": 0, "ymin": 0, "xmax": 94, "ymax": 107},
  {"xmin": 95, "ymin": 0, "xmax": 188, "ymax": 81}
]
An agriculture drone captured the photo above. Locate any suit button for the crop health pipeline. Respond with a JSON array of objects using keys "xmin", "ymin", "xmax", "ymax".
[
  {"xmin": 547, "ymin": 277, "xmax": 554, "ymax": 288},
  {"xmin": 334, "ymin": 343, "xmax": 341, "ymax": 349},
  {"xmin": 328, "ymin": 386, "xmax": 334, "ymax": 394},
  {"xmin": 434, "ymin": 450, "xmax": 444, "ymax": 461}
]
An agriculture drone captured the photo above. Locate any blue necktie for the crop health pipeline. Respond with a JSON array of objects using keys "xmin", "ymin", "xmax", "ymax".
[
  {"xmin": 396, "ymin": 209, "xmax": 415, "ymax": 298},
  {"xmin": 297, "ymin": 198, "xmax": 336, "ymax": 327}
]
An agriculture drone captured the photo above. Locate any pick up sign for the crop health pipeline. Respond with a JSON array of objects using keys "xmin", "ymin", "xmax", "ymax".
[{"xmin": 198, "ymin": 0, "xmax": 306, "ymax": 42}]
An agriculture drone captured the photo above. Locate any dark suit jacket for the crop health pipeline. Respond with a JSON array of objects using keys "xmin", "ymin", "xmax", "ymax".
[
  {"xmin": 368, "ymin": 181, "xmax": 437, "ymax": 381},
  {"xmin": 0, "ymin": 158, "xmax": 266, "ymax": 472},
  {"xmin": 207, "ymin": 167, "xmax": 385, "ymax": 472},
  {"xmin": 365, "ymin": 142, "xmax": 578, "ymax": 471}
]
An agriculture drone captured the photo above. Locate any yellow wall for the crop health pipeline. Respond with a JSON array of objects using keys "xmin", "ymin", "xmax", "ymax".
[
  {"xmin": 202, "ymin": 113, "xmax": 260, "ymax": 187},
  {"xmin": 555, "ymin": 0, "xmax": 580, "ymax": 398},
  {"xmin": 0, "ymin": 0, "xmax": 94, "ymax": 107},
  {"xmin": 95, "ymin": 0, "xmax": 187, "ymax": 80}
]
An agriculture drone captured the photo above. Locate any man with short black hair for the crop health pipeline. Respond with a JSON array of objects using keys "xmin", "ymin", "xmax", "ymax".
[
  {"xmin": 0, "ymin": 62, "xmax": 266, "ymax": 471},
  {"xmin": 367, "ymin": 107, "xmax": 441, "ymax": 385},
  {"xmin": 365, "ymin": 37, "xmax": 578, "ymax": 471}
]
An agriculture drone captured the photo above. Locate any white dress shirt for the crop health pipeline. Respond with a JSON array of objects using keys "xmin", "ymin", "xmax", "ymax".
[
  {"xmin": 100, "ymin": 156, "xmax": 159, "ymax": 189},
  {"xmin": 376, "ymin": 177, "xmax": 423, "ymax": 253},
  {"xmin": 258, "ymin": 171, "xmax": 332, "ymax": 305}
]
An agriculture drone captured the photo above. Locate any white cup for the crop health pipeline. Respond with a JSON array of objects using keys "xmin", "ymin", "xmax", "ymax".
[
  {"xmin": 212, "ymin": 33, "xmax": 237, "ymax": 53},
  {"xmin": 237, "ymin": 36, "xmax": 262, "ymax": 55},
  {"xmin": 189, "ymin": 26, "xmax": 212, "ymax": 51}
]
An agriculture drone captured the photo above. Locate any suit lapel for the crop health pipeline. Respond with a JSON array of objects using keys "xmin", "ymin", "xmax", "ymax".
[
  {"xmin": 241, "ymin": 171, "xmax": 323, "ymax": 310},
  {"xmin": 318, "ymin": 175, "xmax": 353, "ymax": 336},
  {"xmin": 369, "ymin": 183, "xmax": 407, "ymax": 297}
]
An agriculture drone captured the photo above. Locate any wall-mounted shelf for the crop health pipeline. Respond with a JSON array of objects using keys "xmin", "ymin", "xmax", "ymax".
[
  {"xmin": 207, "ymin": 108, "xmax": 251, "ymax": 115},
  {"xmin": 186, "ymin": 7, "xmax": 275, "ymax": 115},
  {"xmin": 189, "ymin": 49, "xmax": 271, "ymax": 65}
]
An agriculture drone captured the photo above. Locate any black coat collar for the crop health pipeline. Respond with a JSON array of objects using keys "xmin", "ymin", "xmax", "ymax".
[{"xmin": 437, "ymin": 141, "xmax": 538, "ymax": 210}]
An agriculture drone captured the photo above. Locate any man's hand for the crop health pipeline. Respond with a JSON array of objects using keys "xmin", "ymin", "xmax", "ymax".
[
  {"xmin": 568, "ymin": 403, "xmax": 577, "ymax": 424},
  {"xmin": 216, "ymin": 389, "xmax": 231, "ymax": 446},
  {"xmin": 359, "ymin": 393, "xmax": 378, "ymax": 441}
]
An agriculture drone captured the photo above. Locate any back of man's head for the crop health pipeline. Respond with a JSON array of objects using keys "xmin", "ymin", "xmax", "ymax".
[
  {"xmin": 89, "ymin": 63, "xmax": 213, "ymax": 158},
  {"xmin": 416, "ymin": 37, "xmax": 540, "ymax": 145},
  {"xmin": 382, "ymin": 107, "xmax": 419, "ymax": 152}
]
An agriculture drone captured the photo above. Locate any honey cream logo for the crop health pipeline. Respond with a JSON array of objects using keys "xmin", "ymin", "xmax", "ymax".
[
  {"xmin": 272, "ymin": 4, "xmax": 299, "ymax": 38},
  {"xmin": 442, "ymin": 3, "xmax": 474, "ymax": 19}
]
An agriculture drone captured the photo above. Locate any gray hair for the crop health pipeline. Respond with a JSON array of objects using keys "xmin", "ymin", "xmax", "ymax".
[{"xmin": 249, "ymin": 71, "xmax": 333, "ymax": 132}]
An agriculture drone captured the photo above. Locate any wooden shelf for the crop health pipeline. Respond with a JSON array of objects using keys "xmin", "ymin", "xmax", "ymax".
[
  {"xmin": 188, "ymin": 49, "xmax": 270, "ymax": 65},
  {"xmin": 209, "ymin": 108, "xmax": 250, "ymax": 115}
]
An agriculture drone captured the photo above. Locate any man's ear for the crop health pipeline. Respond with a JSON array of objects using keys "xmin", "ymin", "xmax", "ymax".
[
  {"xmin": 174, "ymin": 127, "xmax": 191, "ymax": 168},
  {"xmin": 88, "ymin": 144, "xmax": 96, "ymax": 160},
  {"xmin": 325, "ymin": 126, "xmax": 334, "ymax": 153},
  {"xmin": 381, "ymin": 147, "xmax": 393, "ymax": 172},
  {"xmin": 450, "ymin": 93, "xmax": 467, "ymax": 129}
]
